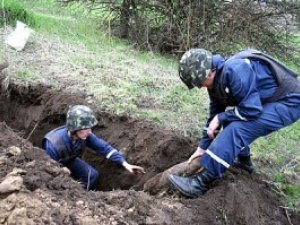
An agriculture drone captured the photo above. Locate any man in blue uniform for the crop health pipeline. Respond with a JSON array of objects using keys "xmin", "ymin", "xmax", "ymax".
[
  {"xmin": 168, "ymin": 48, "xmax": 300, "ymax": 198},
  {"xmin": 43, "ymin": 105, "xmax": 145, "ymax": 190}
]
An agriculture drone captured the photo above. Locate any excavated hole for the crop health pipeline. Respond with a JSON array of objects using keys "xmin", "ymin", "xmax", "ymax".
[{"xmin": 0, "ymin": 82, "xmax": 195, "ymax": 191}]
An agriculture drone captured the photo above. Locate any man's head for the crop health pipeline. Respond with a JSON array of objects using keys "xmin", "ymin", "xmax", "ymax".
[
  {"xmin": 66, "ymin": 105, "xmax": 98, "ymax": 138},
  {"xmin": 178, "ymin": 49, "xmax": 213, "ymax": 89}
]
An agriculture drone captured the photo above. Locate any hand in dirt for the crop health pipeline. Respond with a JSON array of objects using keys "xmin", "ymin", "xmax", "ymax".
[
  {"xmin": 188, "ymin": 147, "xmax": 206, "ymax": 164},
  {"xmin": 122, "ymin": 161, "xmax": 145, "ymax": 174},
  {"xmin": 207, "ymin": 115, "xmax": 220, "ymax": 139}
]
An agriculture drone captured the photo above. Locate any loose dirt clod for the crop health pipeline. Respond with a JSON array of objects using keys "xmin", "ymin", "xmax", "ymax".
[{"xmin": 0, "ymin": 174, "xmax": 23, "ymax": 193}]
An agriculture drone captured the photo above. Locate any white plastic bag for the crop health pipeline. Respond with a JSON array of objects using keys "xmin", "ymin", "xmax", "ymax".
[{"xmin": 5, "ymin": 21, "xmax": 34, "ymax": 51}]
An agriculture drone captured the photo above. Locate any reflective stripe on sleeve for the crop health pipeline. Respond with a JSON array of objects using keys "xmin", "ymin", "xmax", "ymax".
[
  {"xmin": 206, "ymin": 149, "xmax": 230, "ymax": 168},
  {"xmin": 244, "ymin": 59, "xmax": 251, "ymax": 65},
  {"xmin": 106, "ymin": 149, "xmax": 118, "ymax": 159},
  {"xmin": 234, "ymin": 107, "xmax": 247, "ymax": 121}
]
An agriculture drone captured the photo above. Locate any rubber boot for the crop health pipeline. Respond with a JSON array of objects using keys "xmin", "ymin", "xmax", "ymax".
[
  {"xmin": 235, "ymin": 155, "xmax": 254, "ymax": 174},
  {"xmin": 168, "ymin": 169, "xmax": 215, "ymax": 198}
]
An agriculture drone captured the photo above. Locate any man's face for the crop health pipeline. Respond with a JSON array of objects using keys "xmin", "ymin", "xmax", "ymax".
[
  {"xmin": 198, "ymin": 69, "xmax": 216, "ymax": 89},
  {"xmin": 75, "ymin": 128, "xmax": 92, "ymax": 140}
]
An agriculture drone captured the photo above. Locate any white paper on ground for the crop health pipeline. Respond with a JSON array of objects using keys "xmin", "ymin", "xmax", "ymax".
[{"xmin": 4, "ymin": 20, "xmax": 34, "ymax": 51}]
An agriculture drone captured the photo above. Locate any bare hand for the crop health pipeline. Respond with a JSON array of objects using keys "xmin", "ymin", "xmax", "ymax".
[
  {"xmin": 122, "ymin": 161, "xmax": 145, "ymax": 174},
  {"xmin": 207, "ymin": 115, "xmax": 220, "ymax": 139},
  {"xmin": 188, "ymin": 147, "xmax": 206, "ymax": 164}
]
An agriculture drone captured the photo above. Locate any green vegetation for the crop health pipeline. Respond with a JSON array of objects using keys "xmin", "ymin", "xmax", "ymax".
[
  {"xmin": 287, "ymin": 35, "xmax": 300, "ymax": 74},
  {"xmin": 16, "ymin": 69, "xmax": 39, "ymax": 81},
  {"xmin": 274, "ymin": 173, "xmax": 300, "ymax": 210},
  {"xmin": 0, "ymin": 0, "xmax": 35, "ymax": 27},
  {"xmin": 2, "ymin": 0, "xmax": 300, "ymax": 208}
]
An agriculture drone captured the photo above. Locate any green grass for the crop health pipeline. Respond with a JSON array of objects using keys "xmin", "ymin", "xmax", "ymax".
[
  {"xmin": 16, "ymin": 69, "xmax": 39, "ymax": 81},
  {"xmin": 3, "ymin": 0, "xmax": 300, "ymax": 205},
  {"xmin": 274, "ymin": 173, "xmax": 300, "ymax": 210},
  {"xmin": 0, "ymin": 0, "xmax": 36, "ymax": 27},
  {"xmin": 289, "ymin": 35, "xmax": 300, "ymax": 73}
]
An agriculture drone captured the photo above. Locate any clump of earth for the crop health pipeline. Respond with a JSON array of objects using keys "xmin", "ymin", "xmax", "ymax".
[{"xmin": 0, "ymin": 62, "xmax": 299, "ymax": 225}]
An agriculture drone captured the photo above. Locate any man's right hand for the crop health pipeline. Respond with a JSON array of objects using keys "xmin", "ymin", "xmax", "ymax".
[
  {"xmin": 188, "ymin": 147, "xmax": 206, "ymax": 164},
  {"xmin": 122, "ymin": 161, "xmax": 145, "ymax": 174}
]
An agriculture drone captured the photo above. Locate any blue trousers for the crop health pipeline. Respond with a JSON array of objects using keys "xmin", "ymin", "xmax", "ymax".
[
  {"xmin": 201, "ymin": 94, "xmax": 300, "ymax": 178},
  {"xmin": 64, "ymin": 158, "xmax": 99, "ymax": 190}
]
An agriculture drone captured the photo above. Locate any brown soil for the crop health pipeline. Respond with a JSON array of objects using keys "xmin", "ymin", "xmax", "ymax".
[{"xmin": 0, "ymin": 69, "xmax": 299, "ymax": 224}]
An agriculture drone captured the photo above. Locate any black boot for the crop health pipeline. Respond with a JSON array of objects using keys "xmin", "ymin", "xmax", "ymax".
[
  {"xmin": 168, "ymin": 169, "xmax": 215, "ymax": 198},
  {"xmin": 234, "ymin": 155, "xmax": 254, "ymax": 174}
]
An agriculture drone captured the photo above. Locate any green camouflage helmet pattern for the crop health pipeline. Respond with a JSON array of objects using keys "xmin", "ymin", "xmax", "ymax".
[
  {"xmin": 178, "ymin": 49, "xmax": 213, "ymax": 89},
  {"xmin": 66, "ymin": 105, "xmax": 98, "ymax": 132}
]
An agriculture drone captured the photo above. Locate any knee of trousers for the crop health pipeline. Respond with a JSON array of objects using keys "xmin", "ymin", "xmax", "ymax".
[
  {"xmin": 201, "ymin": 123, "xmax": 247, "ymax": 177},
  {"xmin": 214, "ymin": 122, "xmax": 249, "ymax": 158},
  {"xmin": 89, "ymin": 169, "xmax": 100, "ymax": 184}
]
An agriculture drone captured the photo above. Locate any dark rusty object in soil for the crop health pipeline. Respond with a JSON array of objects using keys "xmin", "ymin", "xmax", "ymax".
[{"xmin": 144, "ymin": 157, "xmax": 201, "ymax": 194}]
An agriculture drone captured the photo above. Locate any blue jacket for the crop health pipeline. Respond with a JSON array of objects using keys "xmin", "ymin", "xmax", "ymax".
[
  {"xmin": 199, "ymin": 53, "xmax": 300, "ymax": 149},
  {"xmin": 43, "ymin": 126, "xmax": 125, "ymax": 165}
]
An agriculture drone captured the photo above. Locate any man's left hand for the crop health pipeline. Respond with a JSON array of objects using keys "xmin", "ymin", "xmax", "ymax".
[{"xmin": 207, "ymin": 115, "xmax": 220, "ymax": 139}]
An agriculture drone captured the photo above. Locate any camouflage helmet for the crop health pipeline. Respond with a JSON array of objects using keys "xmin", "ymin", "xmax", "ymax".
[
  {"xmin": 66, "ymin": 105, "xmax": 98, "ymax": 132},
  {"xmin": 178, "ymin": 48, "xmax": 213, "ymax": 89}
]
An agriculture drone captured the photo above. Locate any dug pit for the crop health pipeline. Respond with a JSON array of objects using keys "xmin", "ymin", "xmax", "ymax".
[{"xmin": 0, "ymin": 75, "xmax": 195, "ymax": 192}]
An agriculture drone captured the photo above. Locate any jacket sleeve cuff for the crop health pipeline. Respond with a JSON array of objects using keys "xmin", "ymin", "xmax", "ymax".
[
  {"xmin": 198, "ymin": 139, "xmax": 210, "ymax": 150},
  {"xmin": 217, "ymin": 112, "xmax": 227, "ymax": 124},
  {"xmin": 119, "ymin": 158, "xmax": 126, "ymax": 164}
]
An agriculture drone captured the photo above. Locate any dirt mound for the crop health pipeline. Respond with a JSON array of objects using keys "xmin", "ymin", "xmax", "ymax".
[{"xmin": 0, "ymin": 74, "xmax": 299, "ymax": 224}]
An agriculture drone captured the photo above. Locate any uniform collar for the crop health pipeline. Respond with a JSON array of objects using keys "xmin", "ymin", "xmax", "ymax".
[{"xmin": 212, "ymin": 54, "xmax": 225, "ymax": 71}]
